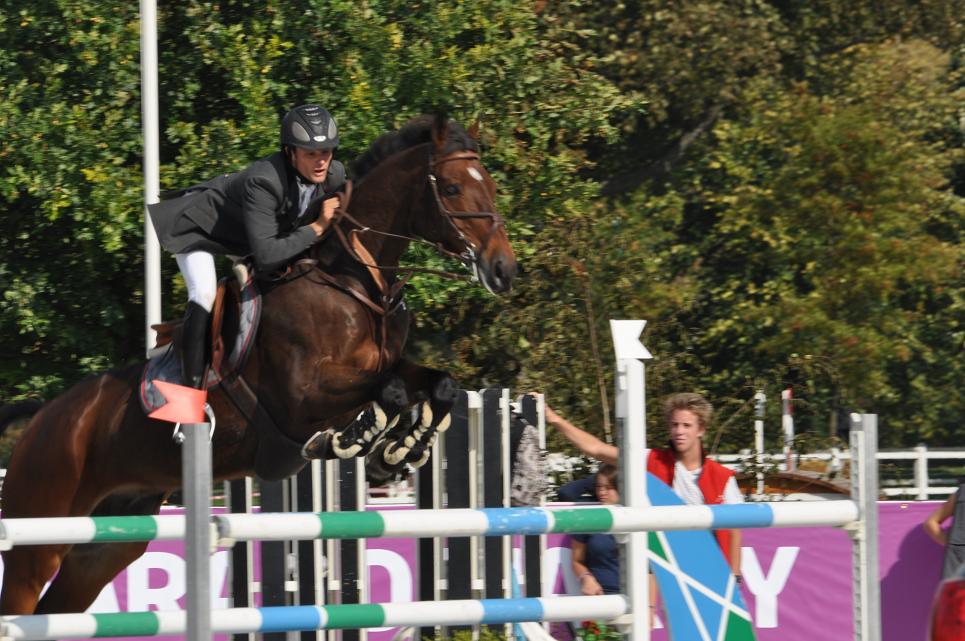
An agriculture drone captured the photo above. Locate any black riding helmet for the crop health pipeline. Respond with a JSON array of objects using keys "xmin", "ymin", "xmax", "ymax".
[{"xmin": 280, "ymin": 104, "xmax": 339, "ymax": 151}]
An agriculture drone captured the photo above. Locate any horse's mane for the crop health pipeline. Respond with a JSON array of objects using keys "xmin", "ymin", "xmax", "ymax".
[{"xmin": 351, "ymin": 116, "xmax": 478, "ymax": 181}]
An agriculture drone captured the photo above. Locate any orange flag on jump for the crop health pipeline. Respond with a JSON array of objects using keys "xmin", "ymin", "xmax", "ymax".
[{"xmin": 148, "ymin": 381, "xmax": 207, "ymax": 424}]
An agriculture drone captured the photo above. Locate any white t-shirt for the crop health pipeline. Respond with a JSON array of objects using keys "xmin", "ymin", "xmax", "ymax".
[{"xmin": 672, "ymin": 460, "xmax": 744, "ymax": 506}]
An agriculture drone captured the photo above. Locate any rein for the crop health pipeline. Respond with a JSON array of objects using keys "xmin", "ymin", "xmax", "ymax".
[{"xmin": 330, "ymin": 148, "xmax": 505, "ymax": 282}]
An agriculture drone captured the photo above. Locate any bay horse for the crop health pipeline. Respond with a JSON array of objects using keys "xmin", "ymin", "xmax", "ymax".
[{"xmin": 0, "ymin": 115, "xmax": 517, "ymax": 615}]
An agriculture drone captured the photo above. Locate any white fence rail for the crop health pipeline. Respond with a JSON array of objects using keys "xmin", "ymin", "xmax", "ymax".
[
  {"xmin": 1, "ymin": 447, "xmax": 961, "ymax": 503},
  {"xmin": 716, "ymin": 446, "xmax": 965, "ymax": 500}
]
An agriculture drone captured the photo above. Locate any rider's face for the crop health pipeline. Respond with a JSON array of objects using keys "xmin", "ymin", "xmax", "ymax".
[{"xmin": 291, "ymin": 147, "xmax": 333, "ymax": 184}]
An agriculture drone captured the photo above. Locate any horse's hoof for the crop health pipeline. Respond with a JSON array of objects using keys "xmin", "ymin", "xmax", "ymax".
[
  {"xmin": 420, "ymin": 402, "xmax": 433, "ymax": 427},
  {"xmin": 408, "ymin": 446, "xmax": 431, "ymax": 468},
  {"xmin": 436, "ymin": 413, "xmax": 452, "ymax": 433},
  {"xmin": 373, "ymin": 404, "xmax": 388, "ymax": 430},
  {"xmin": 383, "ymin": 442, "xmax": 408, "ymax": 466},
  {"xmin": 332, "ymin": 436, "xmax": 363, "ymax": 459},
  {"xmin": 302, "ymin": 430, "xmax": 334, "ymax": 459}
]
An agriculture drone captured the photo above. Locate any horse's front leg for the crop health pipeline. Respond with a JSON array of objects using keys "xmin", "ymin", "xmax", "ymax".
[
  {"xmin": 302, "ymin": 376, "xmax": 409, "ymax": 460},
  {"xmin": 366, "ymin": 360, "xmax": 457, "ymax": 482}
]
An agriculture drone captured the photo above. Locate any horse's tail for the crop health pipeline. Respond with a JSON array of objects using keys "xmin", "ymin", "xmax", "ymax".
[{"xmin": 0, "ymin": 400, "xmax": 43, "ymax": 437}]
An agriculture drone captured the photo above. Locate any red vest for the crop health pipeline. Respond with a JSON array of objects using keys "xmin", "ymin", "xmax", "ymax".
[{"xmin": 647, "ymin": 448, "xmax": 736, "ymax": 565}]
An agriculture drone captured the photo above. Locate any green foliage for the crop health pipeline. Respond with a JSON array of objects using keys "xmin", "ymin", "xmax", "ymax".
[
  {"xmin": 0, "ymin": 1, "xmax": 961, "ymax": 457},
  {"xmin": 576, "ymin": 620, "xmax": 624, "ymax": 641},
  {"xmin": 432, "ymin": 626, "xmax": 506, "ymax": 641}
]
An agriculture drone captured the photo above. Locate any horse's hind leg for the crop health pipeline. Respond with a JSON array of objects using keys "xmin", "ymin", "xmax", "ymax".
[
  {"xmin": 35, "ymin": 492, "xmax": 168, "ymax": 614},
  {"xmin": 0, "ymin": 397, "xmax": 97, "ymax": 614}
]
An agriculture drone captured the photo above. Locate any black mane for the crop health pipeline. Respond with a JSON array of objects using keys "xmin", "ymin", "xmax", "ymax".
[{"xmin": 351, "ymin": 116, "xmax": 478, "ymax": 180}]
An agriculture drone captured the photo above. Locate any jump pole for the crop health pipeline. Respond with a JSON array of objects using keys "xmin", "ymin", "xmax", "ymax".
[
  {"xmin": 139, "ymin": 0, "xmax": 161, "ymax": 354},
  {"xmin": 849, "ymin": 414, "xmax": 881, "ymax": 641},
  {"xmin": 182, "ymin": 421, "xmax": 213, "ymax": 641},
  {"xmin": 609, "ymin": 320, "xmax": 652, "ymax": 641}
]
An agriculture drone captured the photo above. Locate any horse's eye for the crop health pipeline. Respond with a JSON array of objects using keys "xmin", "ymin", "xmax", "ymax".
[{"xmin": 443, "ymin": 183, "xmax": 461, "ymax": 197}]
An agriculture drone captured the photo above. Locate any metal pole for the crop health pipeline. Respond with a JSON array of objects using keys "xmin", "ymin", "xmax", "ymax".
[
  {"xmin": 139, "ymin": 0, "xmax": 162, "ymax": 354},
  {"xmin": 850, "ymin": 414, "xmax": 881, "ymax": 641},
  {"xmin": 610, "ymin": 320, "xmax": 652, "ymax": 641},
  {"xmin": 782, "ymin": 388, "xmax": 795, "ymax": 472},
  {"xmin": 182, "ymin": 423, "xmax": 212, "ymax": 641},
  {"xmin": 914, "ymin": 444, "xmax": 928, "ymax": 501},
  {"xmin": 754, "ymin": 391, "xmax": 766, "ymax": 495}
]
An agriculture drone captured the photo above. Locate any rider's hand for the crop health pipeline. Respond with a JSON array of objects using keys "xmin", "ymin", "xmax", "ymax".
[{"xmin": 310, "ymin": 195, "xmax": 341, "ymax": 237}]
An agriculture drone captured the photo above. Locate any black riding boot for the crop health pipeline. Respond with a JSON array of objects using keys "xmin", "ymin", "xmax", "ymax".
[{"xmin": 180, "ymin": 301, "xmax": 211, "ymax": 389}]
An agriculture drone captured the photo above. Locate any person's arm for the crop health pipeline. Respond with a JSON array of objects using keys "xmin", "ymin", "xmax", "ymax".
[
  {"xmin": 243, "ymin": 177, "xmax": 319, "ymax": 272},
  {"xmin": 924, "ymin": 491, "xmax": 957, "ymax": 546},
  {"xmin": 544, "ymin": 403, "xmax": 619, "ymax": 466},
  {"xmin": 570, "ymin": 538, "xmax": 603, "ymax": 596},
  {"xmin": 722, "ymin": 475, "xmax": 743, "ymax": 578},
  {"xmin": 729, "ymin": 529, "xmax": 742, "ymax": 577}
]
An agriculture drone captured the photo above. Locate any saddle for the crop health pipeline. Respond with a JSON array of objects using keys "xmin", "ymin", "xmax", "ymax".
[
  {"xmin": 140, "ymin": 271, "xmax": 310, "ymax": 482},
  {"xmin": 139, "ymin": 271, "xmax": 261, "ymax": 414}
]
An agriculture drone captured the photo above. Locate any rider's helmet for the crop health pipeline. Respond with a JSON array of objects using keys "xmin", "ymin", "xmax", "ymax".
[{"xmin": 280, "ymin": 104, "xmax": 339, "ymax": 151}]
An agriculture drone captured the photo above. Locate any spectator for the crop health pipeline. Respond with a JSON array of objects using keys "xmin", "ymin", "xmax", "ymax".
[
  {"xmin": 571, "ymin": 464, "xmax": 622, "ymax": 595},
  {"xmin": 545, "ymin": 392, "xmax": 743, "ymax": 576},
  {"xmin": 924, "ymin": 485, "xmax": 965, "ymax": 579}
]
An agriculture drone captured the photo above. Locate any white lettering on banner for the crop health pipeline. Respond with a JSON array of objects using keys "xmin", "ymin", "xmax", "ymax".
[
  {"xmin": 85, "ymin": 551, "xmax": 230, "ymax": 613},
  {"xmin": 128, "ymin": 552, "xmax": 185, "ymax": 611},
  {"xmin": 367, "ymin": 549, "xmax": 413, "ymax": 632},
  {"xmin": 741, "ymin": 546, "xmax": 799, "ymax": 628}
]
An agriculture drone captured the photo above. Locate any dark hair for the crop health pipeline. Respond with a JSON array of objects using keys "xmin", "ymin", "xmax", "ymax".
[
  {"xmin": 351, "ymin": 116, "xmax": 478, "ymax": 180},
  {"xmin": 596, "ymin": 463, "xmax": 618, "ymax": 488}
]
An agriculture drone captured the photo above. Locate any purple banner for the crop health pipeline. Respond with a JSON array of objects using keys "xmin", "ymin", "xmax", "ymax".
[{"xmin": 0, "ymin": 502, "xmax": 942, "ymax": 641}]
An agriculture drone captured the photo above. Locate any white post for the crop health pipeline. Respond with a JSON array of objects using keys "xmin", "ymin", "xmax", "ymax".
[
  {"xmin": 182, "ymin": 423, "xmax": 212, "ymax": 641},
  {"xmin": 754, "ymin": 391, "xmax": 766, "ymax": 495},
  {"xmin": 782, "ymin": 388, "xmax": 795, "ymax": 472},
  {"xmin": 914, "ymin": 445, "xmax": 929, "ymax": 501},
  {"xmin": 850, "ymin": 414, "xmax": 881, "ymax": 641},
  {"xmin": 140, "ymin": 0, "xmax": 162, "ymax": 355},
  {"xmin": 610, "ymin": 320, "xmax": 652, "ymax": 641},
  {"xmin": 356, "ymin": 456, "xmax": 369, "ymax": 641}
]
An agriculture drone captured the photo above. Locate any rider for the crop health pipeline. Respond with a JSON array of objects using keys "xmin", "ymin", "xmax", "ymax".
[{"xmin": 149, "ymin": 104, "xmax": 346, "ymax": 388}]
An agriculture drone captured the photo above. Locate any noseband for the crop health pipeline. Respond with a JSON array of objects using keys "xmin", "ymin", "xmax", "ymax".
[{"xmin": 427, "ymin": 150, "xmax": 506, "ymax": 265}]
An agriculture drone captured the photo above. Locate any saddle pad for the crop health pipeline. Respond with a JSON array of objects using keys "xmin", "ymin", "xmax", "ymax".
[{"xmin": 138, "ymin": 278, "xmax": 261, "ymax": 414}]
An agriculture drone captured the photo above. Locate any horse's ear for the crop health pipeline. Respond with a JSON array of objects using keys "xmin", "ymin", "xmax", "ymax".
[
  {"xmin": 431, "ymin": 112, "xmax": 449, "ymax": 151},
  {"xmin": 467, "ymin": 119, "xmax": 480, "ymax": 141}
]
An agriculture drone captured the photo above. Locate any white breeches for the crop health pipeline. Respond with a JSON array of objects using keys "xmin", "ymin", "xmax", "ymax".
[{"xmin": 176, "ymin": 251, "xmax": 217, "ymax": 312}]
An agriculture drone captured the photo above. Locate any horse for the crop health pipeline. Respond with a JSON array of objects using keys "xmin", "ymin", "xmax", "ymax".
[{"xmin": 0, "ymin": 114, "xmax": 517, "ymax": 615}]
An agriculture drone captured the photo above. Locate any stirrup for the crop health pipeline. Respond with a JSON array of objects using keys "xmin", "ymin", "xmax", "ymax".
[{"xmin": 172, "ymin": 403, "xmax": 217, "ymax": 444}]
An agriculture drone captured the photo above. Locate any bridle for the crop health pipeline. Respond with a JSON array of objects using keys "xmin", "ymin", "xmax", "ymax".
[
  {"xmin": 323, "ymin": 147, "xmax": 506, "ymax": 282},
  {"xmin": 288, "ymin": 146, "xmax": 506, "ymax": 372},
  {"xmin": 426, "ymin": 150, "xmax": 506, "ymax": 269}
]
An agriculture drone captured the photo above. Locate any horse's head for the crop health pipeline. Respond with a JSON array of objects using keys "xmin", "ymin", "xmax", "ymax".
[{"xmin": 416, "ymin": 116, "xmax": 517, "ymax": 294}]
